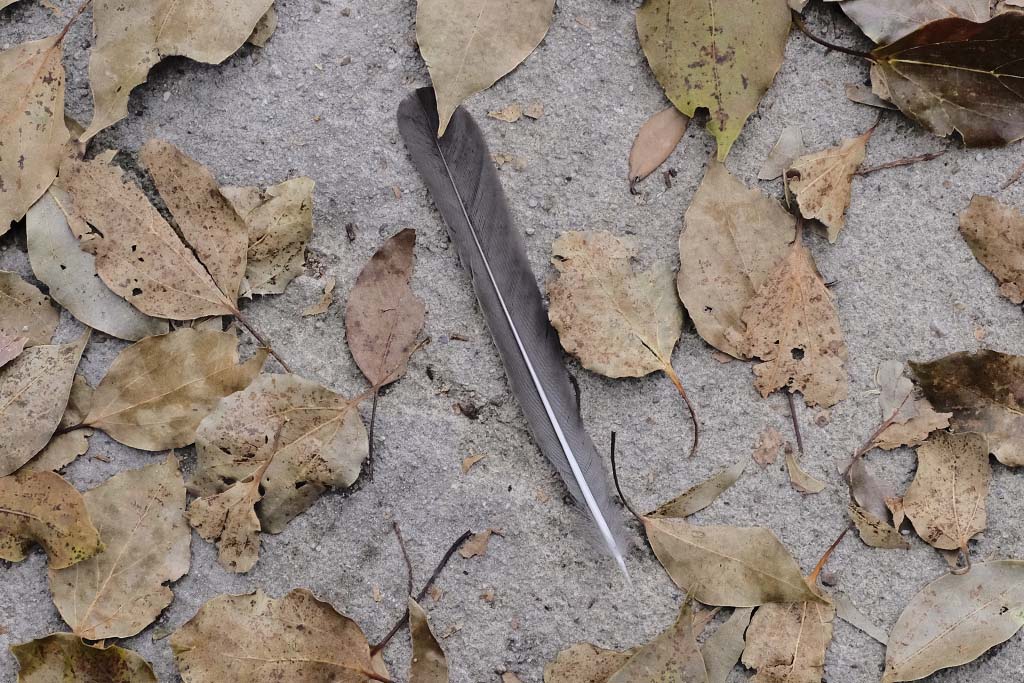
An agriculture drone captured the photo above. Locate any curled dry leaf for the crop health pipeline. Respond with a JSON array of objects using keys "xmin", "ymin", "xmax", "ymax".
[
  {"xmin": 678, "ymin": 163, "xmax": 796, "ymax": 359},
  {"xmin": 700, "ymin": 607, "xmax": 753, "ymax": 683},
  {"xmin": 910, "ymin": 349, "xmax": 1024, "ymax": 465},
  {"xmin": 742, "ymin": 598, "xmax": 835, "ymax": 683},
  {"xmin": 787, "ymin": 131, "xmax": 870, "ymax": 243},
  {"xmin": 959, "ymin": 194, "xmax": 1024, "ymax": 304},
  {"xmin": 872, "ymin": 360, "xmax": 950, "ymax": 450},
  {"xmin": 544, "ymin": 643, "xmax": 638, "ymax": 683},
  {"xmin": 20, "ymin": 374, "xmax": 94, "ymax": 472},
  {"xmin": 0, "ymin": 332, "xmax": 87, "ymax": 476},
  {"xmin": 828, "ymin": 0, "xmax": 989, "ymax": 44},
  {"xmin": 410, "ymin": 598, "xmax": 449, "ymax": 683},
  {"xmin": 902, "ymin": 431, "xmax": 989, "ymax": 552},
  {"xmin": 0, "ymin": 469, "xmax": 101, "ymax": 568},
  {"xmin": 606, "ymin": 600, "xmax": 709, "ymax": 683},
  {"xmin": 0, "ymin": 271, "xmax": 58, "ymax": 346},
  {"xmin": 188, "ymin": 373, "xmax": 368, "ymax": 572},
  {"xmin": 346, "ymin": 229, "xmax": 426, "ymax": 387},
  {"xmin": 49, "ymin": 456, "xmax": 189, "ymax": 640},
  {"xmin": 301, "ymin": 276, "xmax": 335, "ymax": 317},
  {"xmin": 416, "ymin": 0, "xmax": 555, "ymax": 136},
  {"xmin": 171, "ymin": 588, "xmax": 383, "ymax": 682},
  {"xmin": 870, "ymin": 14, "xmax": 1024, "ymax": 147},
  {"xmin": 83, "ymin": 0, "xmax": 274, "ymax": 140},
  {"xmin": 849, "ymin": 503, "xmax": 909, "ymax": 550},
  {"xmin": 846, "ymin": 458, "xmax": 907, "ymax": 549},
  {"xmin": 752, "ymin": 427, "xmax": 784, "ymax": 467},
  {"xmin": 785, "ymin": 450, "xmax": 827, "ymax": 494},
  {"xmin": 0, "ymin": 35, "xmax": 69, "ymax": 233},
  {"xmin": 12, "ymin": 633, "xmax": 156, "ymax": 683},
  {"xmin": 883, "ymin": 560, "xmax": 1024, "ymax": 682},
  {"xmin": 83, "ymin": 329, "xmax": 265, "ymax": 450},
  {"xmin": 636, "ymin": 0, "xmax": 790, "ymax": 160},
  {"xmin": 627, "ymin": 106, "xmax": 690, "ymax": 187},
  {"xmin": 648, "ymin": 457, "xmax": 746, "ymax": 518},
  {"xmin": 759, "ymin": 126, "xmax": 805, "ymax": 181}
]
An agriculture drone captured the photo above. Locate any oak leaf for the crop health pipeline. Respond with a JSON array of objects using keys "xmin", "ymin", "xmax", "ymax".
[
  {"xmin": 410, "ymin": 598, "xmax": 449, "ymax": 683},
  {"xmin": 742, "ymin": 598, "xmax": 835, "ymax": 683},
  {"xmin": 627, "ymin": 106, "xmax": 689, "ymax": 188},
  {"xmin": 0, "ymin": 271, "xmax": 58, "ymax": 346},
  {"xmin": 787, "ymin": 131, "xmax": 870, "ymax": 243},
  {"xmin": 959, "ymin": 194, "xmax": 1024, "ymax": 304},
  {"xmin": 12, "ymin": 633, "xmax": 156, "ymax": 683}
]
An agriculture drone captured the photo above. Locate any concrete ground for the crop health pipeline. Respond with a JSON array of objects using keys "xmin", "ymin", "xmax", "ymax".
[{"xmin": 3, "ymin": 1, "xmax": 1024, "ymax": 681}]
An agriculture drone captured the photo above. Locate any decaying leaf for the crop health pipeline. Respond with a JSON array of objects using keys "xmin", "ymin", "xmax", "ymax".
[
  {"xmin": 845, "ymin": 82, "xmax": 897, "ymax": 110},
  {"xmin": 489, "ymin": 103, "xmax": 523, "ymax": 123},
  {"xmin": 829, "ymin": 0, "xmax": 989, "ymax": 44},
  {"xmin": 606, "ymin": 600, "xmax": 709, "ymax": 683},
  {"xmin": 701, "ymin": 607, "xmax": 754, "ymax": 683},
  {"xmin": 870, "ymin": 14, "xmax": 1024, "ymax": 147},
  {"xmin": 83, "ymin": 0, "xmax": 275, "ymax": 140},
  {"xmin": 648, "ymin": 457, "xmax": 746, "ymax": 518},
  {"xmin": 636, "ymin": 0, "xmax": 790, "ymax": 160},
  {"xmin": 461, "ymin": 453, "xmax": 485, "ymax": 473},
  {"xmin": 752, "ymin": 427, "xmax": 784, "ymax": 467},
  {"xmin": 846, "ymin": 457, "xmax": 907, "ymax": 549},
  {"xmin": 785, "ymin": 450, "xmax": 827, "ymax": 494},
  {"xmin": 416, "ymin": 0, "xmax": 555, "ymax": 136},
  {"xmin": 759, "ymin": 126, "xmax": 804, "ymax": 181},
  {"xmin": 0, "ymin": 35, "xmax": 69, "ymax": 233},
  {"xmin": 20, "ymin": 374, "xmax": 94, "ymax": 472},
  {"xmin": 188, "ymin": 373, "xmax": 367, "ymax": 571},
  {"xmin": 902, "ymin": 431, "xmax": 989, "ymax": 552},
  {"xmin": 459, "ymin": 529, "xmax": 499, "ymax": 559},
  {"xmin": 301, "ymin": 276, "xmax": 335, "ymax": 317},
  {"xmin": 26, "ymin": 187, "xmax": 169, "ymax": 341},
  {"xmin": 544, "ymin": 643, "xmax": 638, "ymax": 683},
  {"xmin": 959, "ymin": 194, "xmax": 1024, "ymax": 304},
  {"xmin": 0, "ymin": 271, "xmax": 58, "ymax": 346},
  {"xmin": 49, "ymin": 456, "xmax": 189, "ymax": 640},
  {"xmin": 742, "ymin": 240, "xmax": 848, "ymax": 408},
  {"xmin": 12, "ymin": 633, "xmax": 156, "ymax": 683},
  {"xmin": 0, "ymin": 332, "xmax": 87, "ymax": 476},
  {"xmin": 248, "ymin": 5, "xmax": 278, "ymax": 47},
  {"xmin": 221, "ymin": 177, "xmax": 315, "ymax": 296},
  {"xmin": 742, "ymin": 598, "xmax": 835, "ymax": 683},
  {"xmin": 872, "ymin": 360, "xmax": 950, "ymax": 449},
  {"xmin": 410, "ymin": 598, "xmax": 449, "ymax": 683},
  {"xmin": 883, "ymin": 560, "xmax": 1024, "ymax": 682},
  {"xmin": 83, "ymin": 329, "xmax": 264, "ymax": 450},
  {"xmin": 0, "ymin": 470, "xmax": 101, "ymax": 568},
  {"xmin": 911, "ymin": 350, "xmax": 1024, "ymax": 465},
  {"xmin": 678, "ymin": 163, "xmax": 796, "ymax": 359},
  {"xmin": 787, "ymin": 131, "xmax": 870, "ymax": 243},
  {"xmin": 345, "ymin": 229, "xmax": 425, "ymax": 387},
  {"xmin": 627, "ymin": 106, "xmax": 690, "ymax": 187},
  {"xmin": 849, "ymin": 503, "xmax": 909, "ymax": 549},
  {"xmin": 0, "ymin": 332, "xmax": 26, "ymax": 369},
  {"xmin": 171, "ymin": 588, "xmax": 381, "ymax": 681},
  {"xmin": 643, "ymin": 517, "xmax": 823, "ymax": 606}
]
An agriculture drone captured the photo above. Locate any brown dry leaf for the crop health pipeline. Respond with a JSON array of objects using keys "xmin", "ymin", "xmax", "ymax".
[
  {"xmin": 502, "ymin": 673, "xmax": 523, "ymax": 683},
  {"xmin": 461, "ymin": 453, "xmax": 485, "ymax": 473},
  {"xmin": 845, "ymin": 83, "xmax": 897, "ymax": 110},
  {"xmin": 459, "ymin": 529, "xmax": 499, "ymax": 559},
  {"xmin": 20, "ymin": 374, "xmax": 94, "ymax": 472},
  {"xmin": 787, "ymin": 131, "xmax": 870, "ymax": 243},
  {"xmin": 845, "ymin": 458, "xmax": 907, "ymax": 549},
  {"xmin": 903, "ymin": 431, "xmax": 989, "ymax": 551},
  {"xmin": 346, "ymin": 229, "xmax": 426, "ymax": 388},
  {"xmin": 409, "ymin": 598, "xmax": 449, "ymax": 683},
  {"xmin": 83, "ymin": 329, "xmax": 265, "ymax": 450},
  {"xmin": 49, "ymin": 456, "xmax": 189, "ymax": 640},
  {"xmin": 220, "ymin": 177, "xmax": 315, "ymax": 296},
  {"xmin": 83, "ymin": 0, "xmax": 274, "ymax": 140},
  {"xmin": 849, "ymin": 503, "xmax": 909, "ymax": 550},
  {"xmin": 872, "ymin": 360, "xmax": 950, "ymax": 449},
  {"xmin": 648, "ymin": 457, "xmax": 746, "ymax": 518},
  {"xmin": 742, "ymin": 598, "xmax": 835, "ymax": 683},
  {"xmin": 742, "ymin": 240, "xmax": 848, "ymax": 408},
  {"xmin": 959, "ymin": 195, "xmax": 1024, "ymax": 304},
  {"xmin": 753, "ymin": 427, "xmax": 784, "ymax": 467},
  {"xmin": 0, "ymin": 271, "xmax": 58, "ymax": 346},
  {"xmin": 678, "ymin": 163, "xmax": 796, "ymax": 359},
  {"xmin": 0, "ymin": 332, "xmax": 87, "ymax": 476},
  {"xmin": 544, "ymin": 643, "xmax": 638, "ymax": 683},
  {"xmin": 247, "ymin": 5, "xmax": 278, "ymax": 47},
  {"xmin": 0, "ymin": 35, "xmax": 69, "ymax": 233},
  {"xmin": 0, "ymin": 470, "xmax": 101, "ymax": 568},
  {"xmin": 11, "ymin": 633, "xmax": 156, "ymax": 683},
  {"xmin": 188, "ymin": 373, "xmax": 367, "ymax": 572},
  {"xmin": 911, "ymin": 350, "xmax": 1024, "ymax": 465},
  {"xmin": 0, "ymin": 332, "xmax": 26, "ymax": 369},
  {"xmin": 524, "ymin": 102, "xmax": 544, "ymax": 119},
  {"xmin": 172, "ymin": 589, "xmax": 379, "ymax": 681},
  {"xmin": 758, "ymin": 126, "xmax": 804, "ymax": 181},
  {"xmin": 785, "ymin": 450, "xmax": 827, "ymax": 494},
  {"xmin": 627, "ymin": 106, "xmax": 690, "ymax": 187},
  {"xmin": 488, "ymin": 103, "xmax": 523, "ymax": 123},
  {"xmin": 701, "ymin": 607, "xmax": 754, "ymax": 683},
  {"xmin": 301, "ymin": 276, "xmax": 335, "ymax": 316},
  {"xmin": 643, "ymin": 517, "xmax": 822, "ymax": 606},
  {"xmin": 606, "ymin": 600, "xmax": 709, "ymax": 683}
]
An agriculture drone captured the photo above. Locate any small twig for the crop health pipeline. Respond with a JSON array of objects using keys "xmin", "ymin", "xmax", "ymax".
[
  {"xmin": 55, "ymin": 0, "xmax": 92, "ymax": 43},
  {"xmin": 791, "ymin": 11, "xmax": 873, "ymax": 60},
  {"xmin": 233, "ymin": 310, "xmax": 293, "ymax": 373},
  {"xmin": 392, "ymin": 522, "xmax": 414, "ymax": 597},
  {"xmin": 856, "ymin": 150, "xmax": 947, "ymax": 176},
  {"xmin": 610, "ymin": 431, "xmax": 643, "ymax": 524},
  {"xmin": 366, "ymin": 388, "xmax": 380, "ymax": 473},
  {"xmin": 786, "ymin": 392, "xmax": 805, "ymax": 458},
  {"xmin": 662, "ymin": 364, "xmax": 699, "ymax": 457},
  {"xmin": 808, "ymin": 525, "xmax": 850, "ymax": 585},
  {"xmin": 1002, "ymin": 158, "xmax": 1024, "ymax": 190}
]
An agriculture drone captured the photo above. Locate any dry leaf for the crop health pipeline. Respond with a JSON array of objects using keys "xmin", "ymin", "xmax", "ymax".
[
  {"xmin": 461, "ymin": 453, "xmax": 485, "ymax": 473},
  {"xmin": 0, "ymin": 332, "xmax": 26, "ymax": 369},
  {"xmin": 0, "ymin": 271, "xmax": 58, "ymax": 346},
  {"xmin": 872, "ymin": 360, "xmax": 950, "ymax": 449},
  {"xmin": 544, "ymin": 643, "xmax": 638, "ymax": 683},
  {"xmin": 12, "ymin": 633, "xmax": 156, "ymax": 683},
  {"xmin": 0, "ymin": 35, "xmax": 69, "ymax": 233},
  {"xmin": 742, "ymin": 598, "xmax": 835, "ymax": 683},
  {"xmin": 489, "ymin": 103, "xmax": 523, "ymax": 123},
  {"xmin": 171, "ymin": 589, "xmax": 380, "ymax": 681},
  {"xmin": 902, "ymin": 431, "xmax": 989, "ymax": 551},
  {"xmin": 417, "ymin": 0, "xmax": 555, "ymax": 136},
  {"xmin": 829, "ymin": 0, "xmax": 989, "ymax": 43},
  {"xmin": 742, "ymin": 240, "xmax": 848, "ymax": 408},
  {"xmin": 911, "ymin": 350, "xmax": 1024, "ymax": 465},
  {"xmin": 346, "ymin": 229, "xmax": 426, "ymax": 387},
  {"xmin": 524, "ymin": 102, "xmax": 544, "ymax": 119},
  {"xmin": 188, "ymin": 373, "xmax": 367, "ymax": 571},
  {"xmin": 83, "ymin": 0, "xmax": 274, "ymax": 139},
  {"xmin": 410, "ymin": 598, "xmax": 449, "ymax": 683},
  {"xmin": 678, "ymin": 163, "xmax": 796, "ymax": 359},
  {"xmin": 648, "ymin": 457, "xmax": 746, "ymax": 518},
  {"xmin": 607, "ymin": 600, "xmax": 709, "ymax": 683},
  {"xmin": 883, "ymin": 560, "xmax": 1024, "ymax": 682},
  {"xmin": 637, "ymin": 0, "xmax": 790, "ymax": 159},
  {"xmin": 49, "ymin": 456, "xmax": 189, "ymax": 640},
  {"xmin": 643, "ymin": 517, "xmax": 823, "ymax": 606},
  {"xmin": 627, "ymin": 106, "xmax": 690, "ymax": 186},
  {"xmin": 834, "ymin": 592, "xmax": 887, "ymax": 644},
  {"xmin": 0, "ymin": 332, "xmax": 87, "ymax": 476},
  {"xmin": 247, "ymin": 5, "xmax": 278, "ymax": 47},
  {"xmin": 787, "ymin": 132, "xmax": 870, "ymax": 243},
  {"xmin": 753, "ymin": 427, "xmax": 784, "ymax": 467},
  {"xmin": 20, "ymin": 374, "xmax": 95, "ymax": 472},
  {"xmin": 845, "ymin": 83, "xmax": 897, "ymax": 110},
  {"xmin": 849, "ymin": 503, "xmax": 909, "ymax": 550},
  {"xmin": 302, "ymin": 276, "xmax": 336, "ymax": 317},
  {"xmin": 700, "ymin": 607, "xmax": 753, "ymax": 683},
  {"xmin": 758, "ymin": 126, "xmax": 805, "ymax": 181},
  {"xmin": 959, "ymin": 195, "xmax": 1024, "ymax": 304},
  {"xmin": 785, "ymin": 450, "xmax": 827, "ymax": 494},
  {"xmin": 84, "ymin": 329, "xmax": 265, "ymax": 450},
  {"xmin": 0, "ymin": 470, "xmax": 101, "ymax": 568},
  {"xmin": 460, "ymin": 529, "xmax": 498, "ymax": 559}
]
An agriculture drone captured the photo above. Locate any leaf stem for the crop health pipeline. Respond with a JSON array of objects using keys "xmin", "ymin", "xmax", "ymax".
[
  {"xmin": 610, "ymin": 431, "xmax": 642, "ymax": 524},
  {"xmin": 232, "ymin": 309, "xmax": 293, "ymax": 373},
  {"xmin": 808, "ymin": 525, "xmax": 850, "ymax": 584},
  {"xmin": 791, "ymin": 11, "xmax": 873, "ymax": 60},
  {"xmin": 786, "ymin": 392, "xmax": 805, "ymax": 458},
  {"xmin": 1002, "ymin": 158, "xmax": 1024, "ymax": 190},
  {"xmin": 856, "ymin": 150, "xmax": 947, "ymax": 176},
  {"xmin": 663, "ymin": 364, "xmax": 699, "ymax": 457},
  {"xmin": 393, "ymin": 521, "xmax": 414, "ymax": 597},
  {"xmin": 55, "ymin": 0, "xmax": 92, "ymax": 43}
]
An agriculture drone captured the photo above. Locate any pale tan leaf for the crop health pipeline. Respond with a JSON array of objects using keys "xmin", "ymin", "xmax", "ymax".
[
  {"xmin": 12, "ymin": 633, "xmax": 156, "ymax": 683},
  {"xmin": 959, "ymin": 195, "xmax": 1024, "ymax": 304},
  {"xmin": 459, "ymin": 529, "xmax": 498, "ymax": 559},
  {"xmin": 83, "ymin": 329, "xmax": 265, "ymax": 450},
  {"xmin": 758, "ymin": 126, "xmax": 804, "ymax": 181},
  {"xmin": 834, "ymin": 592, "xmax": 888, "ymax": 645},
  {"xmin": 872, "ymin": 359, "xmax": 950, "ymax": 449},
  {"xmin": 607, "ymin": 601, "xmax": 708, "ymax": 683},
  {"xmin": 628, "ymin": 106, "xmax": 690, "ymax": 185},
  {"xmin": 678, "ymin": 163, "xmax": 796, "ymax": 359},
  {"xmin": 0, "ymin": 271, "xmax": 58, "ymax": 346},
  {"xmin": 188, "ymin": 480, "xmax": 261, "ymax": 573},
  {"xmin": 845, "ymin": 83, "xmax": 897, "ymax": 110},
  {"xmin": 49, "ymin": 456, "xmax": 189, "ymax": 639},
  {"xmin": 461, "ymin": 453, "xmax": 485, "ymax": 473},
  {"xmin": 19, "ymin": 374, "xmax": 94, "ymax": 473},
  {"xmin": 787, "ymin": 132, "xmax": 870, "ymax": 243},
  {"xmin": 742, "ymin": 599, "xmax": 835, "ymax": 683},
  {"xmin": 648, "ymin": 457, "xmax": 746, "ymax": 518},
  {"xmin": 699, "ymin": 607, "xmax": 753, "ymax": 683},
  {"xmin": 247, "ymin": 5, "xmax": 278, "ymax": 47},
  {"xmin": 849, "ymin": 503, "xmax": 909, "ymax": 550},
  {"xmin": 831, "ymin": 0, "xmax": 989, "ymax": 43},
  {"xmin": 301, "ymin": 276, "xmax": 335, "ymax": 317},
  {"xmin": 416, "ymin": 0, "xmax": 555, "ymax": 136},
  {"xmin": 524, "ymin": 102, "xmax": 544, "ymax": 119},
  {"xmin": 410, "ymin": 598, "xmax": 449, "ymax": 683},
  {"xmin": 753, "ymin": 427, "xmax": 784, "ymax": 467},
  {"xmin": 0, "ymin": 332, "xmax": 26, "ymax": 369},
  {"xmin": 544, "ymin": 643, "xmax": 637, "ymax": 683},
  {"xmin": 785, "ymin": 450, "xmax": 827, "ymax": 494},
  {"xmin": 0, "ymin": 470, "xmax": 101, "ymax": 568},
  {"xmin": 488, "ymin": 103, "xmax": 523, "ymax": 123}
]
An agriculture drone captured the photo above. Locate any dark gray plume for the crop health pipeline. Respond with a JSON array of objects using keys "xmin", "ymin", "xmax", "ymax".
[{"xmin": 397, "ymin": 88, "xmax": 627, "ymax": 575}]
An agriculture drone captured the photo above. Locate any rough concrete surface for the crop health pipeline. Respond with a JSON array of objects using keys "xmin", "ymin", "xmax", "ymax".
[{"xmin": 2, "ymin": 1, "xmax": 1024, "ymax": 681}]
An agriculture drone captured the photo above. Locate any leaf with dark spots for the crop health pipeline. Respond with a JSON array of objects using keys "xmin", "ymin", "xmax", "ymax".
[
  {"xmin": 12, "ymin": 633, "xmax": 156, "ymax": 683},
  {"xmin": 0, "ymin": 270, "xmax": 58, "ymax": 347},
  {"xmin": 606, "ymin": 599, "xmax": 709, "ymax": 683}
]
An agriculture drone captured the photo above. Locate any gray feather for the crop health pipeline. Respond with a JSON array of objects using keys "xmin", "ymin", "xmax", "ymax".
[{"xmin": 397, "ymin": 88, "xmax": 627, "ymax": 574}]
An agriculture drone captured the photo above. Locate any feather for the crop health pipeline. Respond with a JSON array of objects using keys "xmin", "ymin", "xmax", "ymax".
[{"xmin": 398, "ymin": 88, "xmax": 628, "ymax": 576}]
